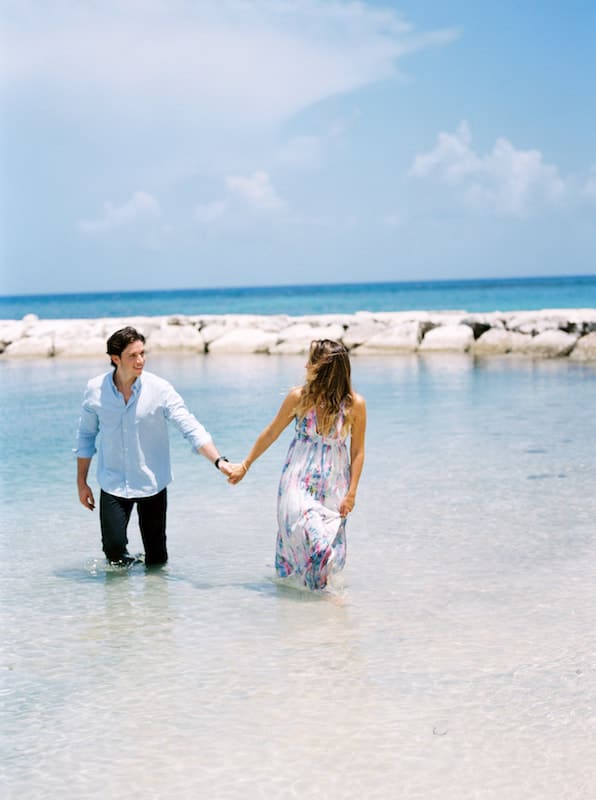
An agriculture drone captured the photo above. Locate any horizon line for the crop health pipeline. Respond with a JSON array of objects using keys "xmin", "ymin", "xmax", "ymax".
[{"xmin": 2, "ymin": 273, "xmax": 595, "ymax": 302}]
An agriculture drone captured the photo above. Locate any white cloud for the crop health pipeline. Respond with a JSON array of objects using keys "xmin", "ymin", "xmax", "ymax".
[
  {"xmin": 410, "ymin": 122, "xmax": 567, "ymax": 216},
  {"xmin": 192, "ymin": 170, "xmax": 284, "ymax": 225},
  {"xmin": 1, "ymin": 1, "xmax": 458, "ymax": 127},
  {"xmin": 225, "ymin": 171, "xmax": 284, "ymax": 211},
  {"xmin": 193, "ymin": 201, "xmax": 228, "ymax": 224},
  {"xmin": 78, "ymin": 191, "xmax": 161, "ymax": 233},
  {"xmin": 410, "ymin": 122, "xmax": 479, "ymax": 184}
]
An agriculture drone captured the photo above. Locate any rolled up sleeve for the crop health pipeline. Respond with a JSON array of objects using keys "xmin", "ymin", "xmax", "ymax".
[{"xmin": 73, "ymin": 390, "xmax": 99, "ymax": 458}]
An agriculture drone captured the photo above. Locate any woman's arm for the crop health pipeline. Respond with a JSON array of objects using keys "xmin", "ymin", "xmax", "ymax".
[
  {"xmin": 227, "ymin": 388, "xmax": 301, "ymax": 484},
  {"xmin": 339, "ymin": 393, "xmax": 367, "ymax": 516}
]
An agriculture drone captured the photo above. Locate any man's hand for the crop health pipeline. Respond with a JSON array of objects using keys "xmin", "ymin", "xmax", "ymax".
[
  {"xmin": 78, "ymin": 483, "xmax": 95, "ymax": 511},
  {"xmin": 217, "ymin": 460, "xmax": 234, "ymax": 479},
  {"xmin": 226, "ymin": 462, "xmax": 248, "ymax": 485}
]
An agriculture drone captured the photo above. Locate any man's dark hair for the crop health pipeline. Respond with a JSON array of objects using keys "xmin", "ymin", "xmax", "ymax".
[{"xmin": 106, "ymin": 327, "xmax": 146, "ymax": 368}]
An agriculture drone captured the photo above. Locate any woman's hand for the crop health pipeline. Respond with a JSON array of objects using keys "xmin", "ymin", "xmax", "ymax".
[
  {"xmin": 339, "ymin": 493, "xmax": 355, "ymax": 517},
  {"xmin": 227, "ymin": 462, "xmax": 249, "ymax": 485}
]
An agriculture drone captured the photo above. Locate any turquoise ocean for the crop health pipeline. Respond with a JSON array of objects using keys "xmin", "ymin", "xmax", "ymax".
[
  {"xmin": 1, "ymin": 274, "xmax": 596, "ymax": 319},
  {"xmin": 2, "ymin": 277, "xmax": 596, "ymax": 798}
]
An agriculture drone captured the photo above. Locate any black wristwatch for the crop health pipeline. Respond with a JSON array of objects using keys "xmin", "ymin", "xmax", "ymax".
[{"xmin": 214, "ymin": 456, "xmax": 229, "ymax": 471}]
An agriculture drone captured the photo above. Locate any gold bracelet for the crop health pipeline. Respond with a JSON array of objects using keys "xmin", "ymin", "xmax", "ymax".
[{"xmin": 241, "ymin": 461, "xmax": 249, "ymax": 474}]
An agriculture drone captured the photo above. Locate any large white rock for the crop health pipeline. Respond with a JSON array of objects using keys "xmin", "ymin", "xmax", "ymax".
[
  {"xmin": 462, "ymin": 312, "xmax": 506, "ymax": 329},
  {"xmin": 97, "ymin": 317, "xmax": 163, "ymax": 338},
  {"xmin": 22, "ymin": 320, "xmax": 60, "ymax": 338},
  {"xmin": 516, "ymin": 330, "xmax": 578, "ymax": 358},
  {"xmin": 202, "ymin": 314, "xmax": 288, "ymax": 333},
  {"xmin": 3, "ymin": 336, "xmax": 54, "ymax": 357},
  {"xmin": 470, "ymin": 328, "xmax": 527, "ymax": 355},
  {"xmin": 53, "ymin": 335, "xmax": 107, "ymax": 357},
  {"xmin": 569, "ymin": 332, "xmax": 596, "ymax": 361},
  {"xmin": 258, "ymin": 315, "xmax": 291, "ymax": 332},
  {"xmin": 354, "ymin": 310, "xmax": 445, "ymax": 325},
  {"xmin": 356, "ymin": 321, "xmax": 429, "ymax": 353},
  {"xmin": 270, "ymin": 323, "xmax": 345, "ymax": 355},
  {"xmin": 504, "ymin": 309, "xmax": 596, "ymax": 335},
  {"xmin": 147, "ymin": 325, "xmax": 204, "ymax": 352},
  {"xmin": 200, "ymin": 323, "xmax": 228, "ymax": 344},
  {"xmin": 470, "ymin": 328, "xmax": 510, "ymax": 354},
  {"xmin": 565, "ymin": 309, "xmax": 596, "ymax": 334},
  {"xmin": 32, "ymin": 320, "xmax": 107, "ymax": 356},
  {"xmin": 426, "ymin": 312, "xmax": 468, "ymax": 327},
  {"xmin": 0, "ymin": 322, "xmax": 25, "ymax": 346},
  {"xmin": 269, "ymin": 340, "xmax": 310, "ymax": 355},
  {"xmin": 278, "ymin": 322, "xmax": 345, "ymax": 341},
  {"xmin": 208, "ymin": 327, "xmax": 278, "ymax": 353},
  {"xmin": 418, "ymin": 324, "xmax": 475, "ymax": 352},
  {"xmin": 506, "ymin": 332, "xmax": 535, "ymax": 353},
  {"xmin": 165, "ymin": 314, "xmax": 201, "ymax": 326},
  {"xmin": 341, "ymin": 320, "xmax": 387, "ymax": 349},
  {"xmin": 511, "ymin": 318, "xmax": 566, "ymax": 335}
]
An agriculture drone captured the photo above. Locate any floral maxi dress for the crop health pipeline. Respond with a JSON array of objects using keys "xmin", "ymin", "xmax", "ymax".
[{"xmin": 275, "ymin": 407, "xmax": 350, "ymax": 590}]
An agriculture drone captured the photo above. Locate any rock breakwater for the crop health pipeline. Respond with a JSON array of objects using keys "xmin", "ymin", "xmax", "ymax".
[{"xmin": 2, "ymin": 309, "xmax": 596, "ymax": 360}]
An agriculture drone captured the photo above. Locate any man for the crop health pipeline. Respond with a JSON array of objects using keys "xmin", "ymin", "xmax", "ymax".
[{"xmin": 75, "ymin": 326, "xmax": 231, "ymax": 567}]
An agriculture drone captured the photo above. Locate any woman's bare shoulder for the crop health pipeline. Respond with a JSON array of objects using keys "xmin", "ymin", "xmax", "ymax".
[
  {"xmin": 351, "ymin": 391, "xmax": 366, "ymax": 410},
  {"xmin": 287, "ymin": 385, "xmax": 303, "ymax": 402},
  {"xmin": 279, "ymin": 385, "xmax": 303, "ymax": 413}
]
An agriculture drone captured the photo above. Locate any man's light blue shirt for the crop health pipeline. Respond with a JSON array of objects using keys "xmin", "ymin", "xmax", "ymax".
[{"xmin": 74, "ymin": 370, "xmax": 212, "ymax": 498}]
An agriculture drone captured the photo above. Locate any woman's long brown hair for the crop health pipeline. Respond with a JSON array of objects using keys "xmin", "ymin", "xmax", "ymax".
[{"xmin": 294, "ymin": 339, "xmax": 354, "ymax": 435}]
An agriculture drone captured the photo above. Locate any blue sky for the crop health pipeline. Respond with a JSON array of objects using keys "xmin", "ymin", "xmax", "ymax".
[{"xmin": 1, "ymin": 0, "xmax": 595, "ymax": 295}]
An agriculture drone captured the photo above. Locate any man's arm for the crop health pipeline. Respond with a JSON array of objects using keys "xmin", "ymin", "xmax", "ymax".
[
  {"xmin": 74, "ymin": 384, "xmax": 99, "ymax": 510},
  {"xmin": 197, "ymin": 441, "xmax": 233, "ymax": 477},
  {"xmin": 163, "ymin": 384, "xmax": 232, "ymax": 476},
  {"xmin": 77, "ymin": 457, "xmax": 95, "ymax": 510}
]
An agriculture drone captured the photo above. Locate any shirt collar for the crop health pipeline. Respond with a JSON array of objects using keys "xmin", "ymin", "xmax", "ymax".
[{"xmin": 110, "ymin": 371, "xmax": 143, "ymax": 396}]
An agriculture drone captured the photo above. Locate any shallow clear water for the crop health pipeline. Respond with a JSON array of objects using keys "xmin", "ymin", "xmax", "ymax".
[{"xmin": 2, "ymin": 354, "xmax": 596, "ymax": 799}]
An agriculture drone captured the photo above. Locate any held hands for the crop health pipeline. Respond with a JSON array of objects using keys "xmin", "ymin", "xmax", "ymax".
[
  {"xmin": 217, "ymin": 459, "xmax": 234, "ymax": 479},
  {"xmin": 226, "ymin": 462, "xmax": 249, "ymax": 485}
]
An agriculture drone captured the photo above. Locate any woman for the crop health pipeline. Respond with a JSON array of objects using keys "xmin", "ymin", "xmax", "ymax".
[{"xmin": 227, "ymin": 339, "xmax": 366, "ymax": 590}]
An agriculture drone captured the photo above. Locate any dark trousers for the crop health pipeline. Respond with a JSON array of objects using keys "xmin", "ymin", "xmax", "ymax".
[{"xmin": 99, "ymin": 489, "xmax": 168, "ymax": 566}]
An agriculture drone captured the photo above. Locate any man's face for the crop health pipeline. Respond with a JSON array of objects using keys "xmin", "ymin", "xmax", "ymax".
[{"xmin": 112, "ymin": 339, "xmax": 146, "ymax": 381}]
